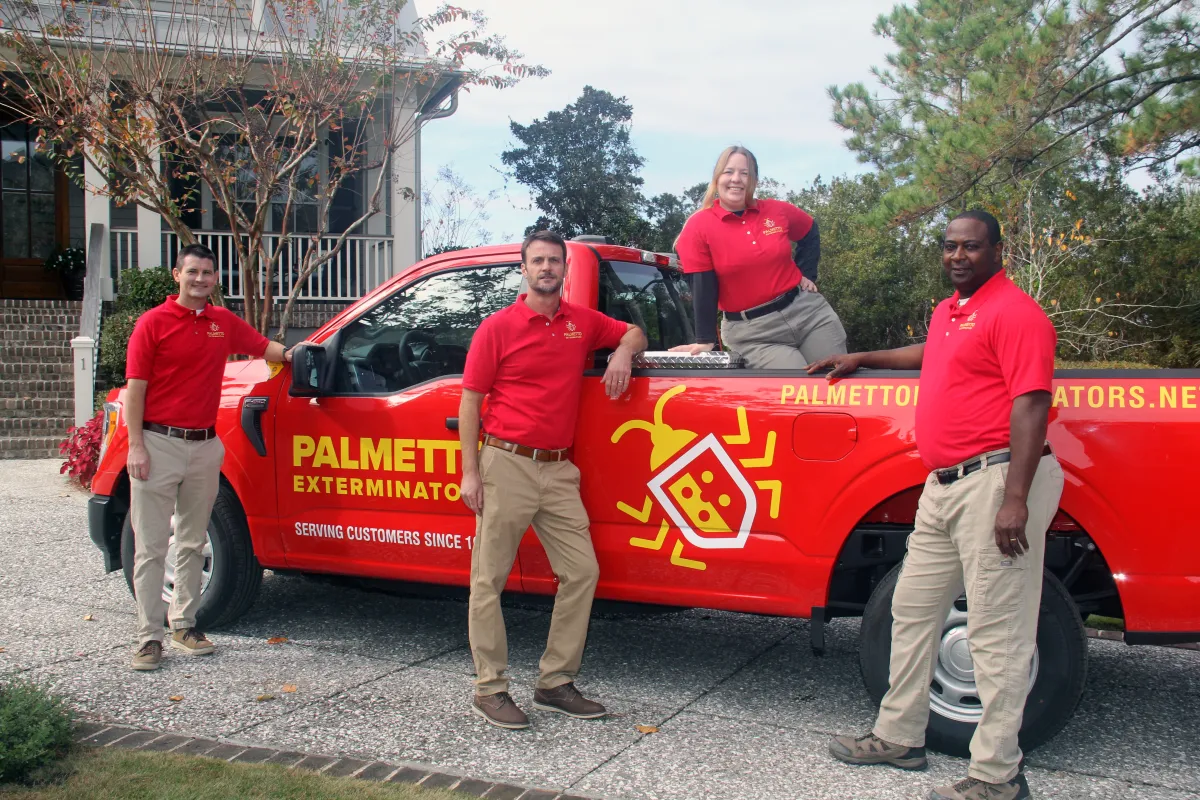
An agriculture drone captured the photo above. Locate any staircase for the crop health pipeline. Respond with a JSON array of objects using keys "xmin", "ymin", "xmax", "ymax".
[{"xmin": 0, "ymin": 299, "xmax": 81, "ymax": 460}]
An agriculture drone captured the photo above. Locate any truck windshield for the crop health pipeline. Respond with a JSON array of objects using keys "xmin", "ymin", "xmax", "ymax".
[{"xmin": 598, "ymin": 261, "xmax": 694, "ymax": 351}]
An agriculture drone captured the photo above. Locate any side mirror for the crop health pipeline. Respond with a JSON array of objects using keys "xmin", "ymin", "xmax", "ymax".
[{"xmin": 289, "ymin": 343, "xmax": 334, "ymax": 397}]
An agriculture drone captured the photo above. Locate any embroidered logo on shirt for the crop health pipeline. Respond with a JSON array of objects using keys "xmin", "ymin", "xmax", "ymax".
[
  {"xmin": 762, "ymin": 218, "xmax": 784, "ymax": 236},
  {"xmin": 564, "ymin": 320, "xmax": 582, "ymax": 339},
  {"xmin": 959, "ymin": 310, "xmax": 978, "ymax": 331},
  {"xmin": 207, "ymin": 321, "xmax": 225, "ymax": 338}
]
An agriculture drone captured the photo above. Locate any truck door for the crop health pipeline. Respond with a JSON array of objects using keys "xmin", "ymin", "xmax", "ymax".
[{"xmin": 274, "ymin": 262, "xmax": 524, "ymax": 588}]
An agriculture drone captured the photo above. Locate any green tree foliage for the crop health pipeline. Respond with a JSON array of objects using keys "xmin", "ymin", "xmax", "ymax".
[
  {"xmin": 502, "ymin": 87, "xmax": 649, "ymax": 243},
  {"xmin": 831, "ymin": 0, "xmax": 1200, "ymax": 224},
  {"xmin": 787, "ymin": 175, "xmax": 945, "ymax": 352}
]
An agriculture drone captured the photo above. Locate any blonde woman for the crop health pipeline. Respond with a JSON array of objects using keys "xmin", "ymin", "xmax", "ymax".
[{"xmin": 670, "ymin": 146, "xmax": 847, "ymax": 368}]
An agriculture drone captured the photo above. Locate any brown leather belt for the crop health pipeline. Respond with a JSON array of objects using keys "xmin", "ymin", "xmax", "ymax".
[
  {"xmin": 483, "ymin": 435, "xmax": 568, "ymax": 463},
  {"xmin": 935, "ymin": 443, "xmax": 1053, "ymax": 485},
  {"xmin": 144, "ymin": 422, "xmax": 218, "ymax": 442}
]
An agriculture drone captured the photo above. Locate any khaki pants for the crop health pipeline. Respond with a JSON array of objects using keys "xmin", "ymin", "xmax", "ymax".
[
  {"xmin": 721, "ymin": 289, "xmax": 847, "ymax": 369},
  {"xmin": 130, "ymin": 431, "xmax": 224, "ymax": 644},
  {"xmin": 469, "ymin": 446, "xmax": 599, "ymax": 696},
  {"xmin": 873, "ymin": 452, "xmax": 1064, "ymax": 783}
]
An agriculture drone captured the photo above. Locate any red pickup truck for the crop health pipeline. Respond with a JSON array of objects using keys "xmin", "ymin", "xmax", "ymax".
[{"xmin": 88, "ymin": 238, "xmax": 1200, "ymax": 757}]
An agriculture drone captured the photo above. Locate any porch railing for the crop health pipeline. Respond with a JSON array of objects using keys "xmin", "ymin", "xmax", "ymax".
[{"xmin": 161, "ymin": 230, "xmax": 394, "ymax": 301}]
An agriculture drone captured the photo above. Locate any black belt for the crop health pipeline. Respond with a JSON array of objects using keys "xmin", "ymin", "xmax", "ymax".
[
  {"xmin": 935, "ymin": 444, "xmax": 1053, "ymax": 485},
  {"xmin": 726, "ymin": 286, "xmax": 800, "ymax": 321},
  {"xmin": 144, "ymin": 422, "xmax": 218, "ymax": 441}
]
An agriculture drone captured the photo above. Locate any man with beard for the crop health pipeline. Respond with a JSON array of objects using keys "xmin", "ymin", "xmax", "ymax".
[
  {"xmin": 457, "ymin": 230, "xmax": 647, "ymax": 729},
  {"xmin": 811, "ymin": 210, "xmax": 1063, "ymax": 800}
]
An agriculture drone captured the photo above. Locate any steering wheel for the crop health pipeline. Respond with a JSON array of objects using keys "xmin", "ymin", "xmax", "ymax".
[{"xmin": 397, "ymin": 330, "xmax": 442, "ymax": 386}]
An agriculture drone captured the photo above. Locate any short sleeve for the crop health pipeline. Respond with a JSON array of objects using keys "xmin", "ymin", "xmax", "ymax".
[
  {"xmin": 778, "ymin": 201, "xmax": 814, "ymax": 242},
  {"xmin": 584, "ymin": 308, "xmax": 630, "ymax": 351},
  {"xmin": 125, "ymin": 310, "xmax": 157, "ymax": 381},
  {"xmin": 462, "ymin": 315, "xmax": 501, "ymax": 394},
  {"xmin": 675, "ymin": 212, "xmax": 714, "ymax": 274},
  {"xmin": 992, "ymin": 300, "xmax": 1056, "ymax": 399},
  {"xmin": 223, "ymin": 312, "xmax": 270, "ymax": 358}
]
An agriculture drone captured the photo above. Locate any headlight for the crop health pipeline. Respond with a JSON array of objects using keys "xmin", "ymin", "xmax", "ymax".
[{"xmin": 99, "ymin": 402, "xmax": 119, "ymax": 466}]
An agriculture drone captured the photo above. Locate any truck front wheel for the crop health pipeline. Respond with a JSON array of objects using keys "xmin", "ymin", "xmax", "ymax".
[
  {"xmin": 859, "ymin": 563, "xmax": 1087, "ymax": 757},
  {"xmin": 120, "ymin": 483, "xmax": 263, "ymax": 629}
]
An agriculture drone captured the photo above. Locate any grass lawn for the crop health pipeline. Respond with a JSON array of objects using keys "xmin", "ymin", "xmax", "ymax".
[{"xmin": 1, "ymin": 748, "xmax": 471, "ymax": 800}]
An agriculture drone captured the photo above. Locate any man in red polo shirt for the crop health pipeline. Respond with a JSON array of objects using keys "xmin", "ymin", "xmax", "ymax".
[
  {"xmin": 810, "ymin": 211, "xmax": 1064, "ymax": 800},
  {"xmin": 125, "ymin": 244, "xmax": 297, "ymax": 672},
  {"xmin": 458, "ymin": 230, "xmax": 647, "ymax": 729}
]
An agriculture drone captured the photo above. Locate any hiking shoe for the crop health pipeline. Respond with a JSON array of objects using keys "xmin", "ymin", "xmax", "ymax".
[
  {"xmin": 472, "ymin": 692, "xmax": 530, "ymax": 730},
  {"xmin": 169, "ymin": 628, "xmax": 215, "ymax": 656},
  {"xmin": 929, "ymin": 774, "xmax": 1031, "ymax": 800},
  {"xmin": 829, "ymin": 731, "xmax": 928, "ymax": 770},
  {"xmin": 532, "ymin": 682, "xmax": 607, "ymax": 719},
  {"xmin": 131, "ymin": 640, "xmax": 163, "ymax": 671}
]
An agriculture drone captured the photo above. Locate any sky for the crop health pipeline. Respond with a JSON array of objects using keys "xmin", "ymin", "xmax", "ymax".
[{"xmin": 418, "ymin": 0, "xmax": 900, "ymax": 244}]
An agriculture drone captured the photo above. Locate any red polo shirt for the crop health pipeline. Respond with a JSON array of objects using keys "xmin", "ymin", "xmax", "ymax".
[
  {"xmin": 463, "ymin": 295, "xmax": 629, "ymax": 450},
  {"xmin": 126, "ymin": 296, "xmax": 270, "ymax": 430},
  {"xmin": 916, "ymin": 271, "xmax": 1056, "ymax": 471},
  {"xmin": 675, "ymin": 198, "xmax": 814, "ymax": 313}
]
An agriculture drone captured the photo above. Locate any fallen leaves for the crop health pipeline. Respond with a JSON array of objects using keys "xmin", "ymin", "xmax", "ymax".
[
  {"xmin": 169, "ymin": 695, "xmax": 183, "ymax": 702},
  {"xmin": 635, "ymin": 724, "xmax": 659, "ymax": 734},
  {"xmin": 82, "ymin": 614, "xmax": 95, "ymax": 621},
  {"xmin": 282, "ymin": 684, "xmax": 297, "ymax": 693},
  {"xmin": 266, "ymin": 636, "xmax": 288, "ymax": 645},
  {"xmin": 0, "ymin": 647, "xmax": 6, "ymax": 653},
  {"xmin": 256, "ymin": 694, "xmax": 275, "ymax": 702}
]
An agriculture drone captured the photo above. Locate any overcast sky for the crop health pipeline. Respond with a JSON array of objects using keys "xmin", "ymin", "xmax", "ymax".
[{"xmin": 418, "ymin": 0, "xmax": 900, "ymax": 244}]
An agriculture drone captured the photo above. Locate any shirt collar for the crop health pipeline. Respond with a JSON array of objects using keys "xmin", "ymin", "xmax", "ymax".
[
  {"xmin": 163, "ymin": 295, "xmax": 212, "ymax": 318},
  {"xmin": 949, "ymin": 269, "xmax": 1009, "ymax": 311},
  {"xmin": 710, "ymin": 198, "xmax": 760, "ymax": 221},
  {"xmin": 514, "ymin": 293, "xmax": 569, "ymax": 322}
]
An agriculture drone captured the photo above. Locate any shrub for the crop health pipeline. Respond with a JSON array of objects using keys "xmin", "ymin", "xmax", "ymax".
[
  {"xmin": 59, "ymin": 411, "xmax": 104, "ymax": 489},
  {"xmin": 115, "ymin": 266, "xmax": 176, "ymax": 313},
  {"xmin": 0, "ymin": 676, "xmax": 75, "ymax": 784},
  {"xmin": 43, "ymin": 247, "xmax": 86, "ymax": 273},
  {"xmin": 96, "ymin": 266, "xmax": 177, "ymax": 389}
]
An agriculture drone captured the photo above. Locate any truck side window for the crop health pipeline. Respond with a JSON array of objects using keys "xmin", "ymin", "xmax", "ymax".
[
  {"xmin": 597, "ymin": 261, "xmax": 694, "ymax": 356},
  {"xmin": 333, "ymin": 264, "xmax": 523, "ymax": 394}
]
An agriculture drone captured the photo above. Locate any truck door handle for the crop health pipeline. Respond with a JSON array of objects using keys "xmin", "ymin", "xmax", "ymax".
[
  {"xmin": 241, "ymin": 396, "xmax": 270, "ymax": 456},
  {"xmin": 445, "ymin": 417, "xmax": 459, "ymax": 430}
]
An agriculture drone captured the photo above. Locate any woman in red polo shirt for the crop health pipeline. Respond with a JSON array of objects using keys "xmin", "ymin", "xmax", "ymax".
[{"xmin": 670, "ymin": 146, "xmax": 847, "ymax": 368}]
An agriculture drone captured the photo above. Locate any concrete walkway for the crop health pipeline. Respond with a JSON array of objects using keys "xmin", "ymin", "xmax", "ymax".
[{"xmin": 1, "ymin": 460, "xmax": 1197, "ymax": 799}]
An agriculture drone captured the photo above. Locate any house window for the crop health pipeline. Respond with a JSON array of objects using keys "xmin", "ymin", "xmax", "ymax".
[
  {"xmin": 210, "ymin": 138, "xmax": 319, "ymax": 234},
  {"xmin": 1, "ymin": 122, "xmax": 57, "ymax": 261}
]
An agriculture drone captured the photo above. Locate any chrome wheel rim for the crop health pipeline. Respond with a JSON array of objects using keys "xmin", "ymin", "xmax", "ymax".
[
  {"xmin": 161, "ymin": 514, "xmax": 215, "ymax": 604},
  {"xmin": 929, "ymin": 599, "xmax": 1039, "ymax": 724}
]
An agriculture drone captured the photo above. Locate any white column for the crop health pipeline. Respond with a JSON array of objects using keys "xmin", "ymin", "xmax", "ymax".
[
  {"xmin": 83, "ymin": 158, "xmax": 112, "ymax": 301},
  {"xmin": 136, "ymin": 100, "xmax": 162, "ymax": 270},
  {"xmin": 71, "ymin": 336, "xmax": 95, "ymax": 426},
  {"xmin": 390, "ymin": 125, "xmax": 419, "ymax": 272}
]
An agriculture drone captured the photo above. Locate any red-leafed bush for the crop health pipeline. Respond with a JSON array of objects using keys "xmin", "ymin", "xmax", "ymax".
[{"xmin": 59, "ymin": 411, "xmax": 104, "ymax": 489}]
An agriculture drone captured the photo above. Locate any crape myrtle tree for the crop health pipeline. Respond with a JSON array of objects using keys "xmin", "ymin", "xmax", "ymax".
[
  {"xmin": 0, "ymin": 0, "xmax": 546, "ymax": 337},
  {"xmin": 831, "ymin": 0, "xmax": 1200, "ymax": 225}
]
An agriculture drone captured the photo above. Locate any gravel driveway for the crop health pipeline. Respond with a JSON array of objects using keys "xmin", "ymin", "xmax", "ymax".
[{"xmin": 1, "ymin": 459, "xmax": 1197, "ymax": 800}]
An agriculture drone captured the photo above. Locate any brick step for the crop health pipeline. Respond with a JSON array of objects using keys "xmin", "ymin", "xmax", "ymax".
[
  {"xmin": 0, "ymin": 312, "xmax": 81, "ymax": 323},
  {"xmin": 0, "ymin": 398, "xmax": 75, "ymax": 418},
  {"xmin": 0, "ymin": 436, "xmax": 65, "ymax": 459},
  {"xmin": 0, "ymin": 416, "xmax": 74, "ymax": 434},
  {"xmin": 0, "ymin": 378, "xmax": 77, "ymax": 396},
  {"xmin": 0, "ymin": 299, "xmax": 83, "ymax": 310},
  {"xmin": 0, "ymin": 329, "xmax": 81, "ymax": 343},
  {"xmin": 1, "ymin": 344, "xmax": 74, "ymax": 362},
  {"xmin": 0, "ymin": 362, "xmax": 73, "ymax": 376}
]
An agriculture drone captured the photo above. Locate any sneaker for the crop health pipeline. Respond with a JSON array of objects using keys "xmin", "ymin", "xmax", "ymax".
[
  {"xmin": 131, "ymin": 640, "xmax": 163, "ymax": 671},
  {"xmin": 169, "ymin": 628, "xmax": 215, "ymax": 656},
  {"xmin": 472, "ymin": 692, "xmax": 530, "ymax": 730},
  {"xmin": 829, "ymin": 731, "xmax": 928, "ymax": 770},
  {"xmin": 929, "ymin": 774, "xmax": 1031, "ymax": 800},
  {"xmin": 532, "ymin": 682, "xmax": 607, "ymax": 719}
]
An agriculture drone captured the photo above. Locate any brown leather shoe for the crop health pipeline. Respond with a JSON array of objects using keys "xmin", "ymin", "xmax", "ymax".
[
  {"xmin": 532, "ymin": 682, "xmax": 607, "ymax": 719},
  {"xmin": 829, "ymin": 731, "xmax": 928, "ymax": 770},
  {"xmin": 929, "ymin": 774, "xmax": 1031, "ymax": 800},
  {"xmin": 472, "ymin": 692, "xmax": 530, "ymax": 730},
  {"xmin": 131, "ymin": 640, "xmax": 162, "ymax": 671},
  {"xmin": 169, "ymin": 628, "xmax": 215, "ymax": 656}
]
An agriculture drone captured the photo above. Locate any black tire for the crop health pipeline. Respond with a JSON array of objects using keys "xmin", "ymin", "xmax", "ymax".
[
  {"xmin": 121, "ymin": 483, "xmax": 263, "ymax": 629},
  {"xmin": 859, "ymin": 563, "xmax": 1088, "ymax": 757}
]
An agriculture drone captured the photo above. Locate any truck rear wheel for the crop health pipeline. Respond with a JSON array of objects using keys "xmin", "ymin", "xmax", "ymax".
[
  {"xmin": 859, "ymin": 563, "xmax": 1087, "ymax": 757},
  {"xmin": 121, "ymin": 483, "xmax": 262, "ymax": 629}
]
